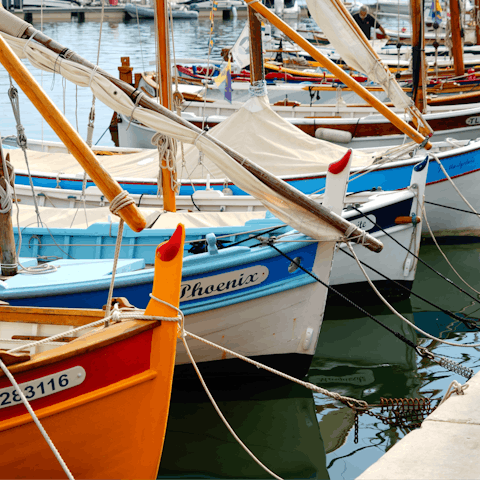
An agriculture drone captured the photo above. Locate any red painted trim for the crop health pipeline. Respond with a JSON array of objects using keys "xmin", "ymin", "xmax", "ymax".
[
  {"xmin": 157, "ymin": 224, "xmax": 183, "ymax": 261},
  {"xmin": 328, "ymin": 149, "xmax": 352, "ymax": 174},
  {"xmin": 0, "ymin": 330, "xmax": 153, "ymax": 422}
]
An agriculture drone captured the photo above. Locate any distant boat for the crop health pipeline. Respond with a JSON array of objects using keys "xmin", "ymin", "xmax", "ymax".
[
  {"xmin": 20, "ymin": 0, "xmax": 82, "ymax": 7},
  {"xmin": 125, "ymin": 2, "xmax": 199, "ymax": 19}
]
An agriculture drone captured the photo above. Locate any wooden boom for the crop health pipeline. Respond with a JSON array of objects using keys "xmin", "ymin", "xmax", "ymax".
[
  {"xmin": 0, "ymin": 34, "xmax": 147, "ymax": 232},
  {"xmin": 244, "ymin": 0, "xmax": 432, "ymax": 149}
]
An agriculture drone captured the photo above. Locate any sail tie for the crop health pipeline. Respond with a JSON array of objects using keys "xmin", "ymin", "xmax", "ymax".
[
  {"xmin": 249, "ymin": 79, "xmax": 267, "ymax": 97},
  {"xmin": 22, "ymin": 30, "xmax": 38, "ymax": 55},
  {"xmin": 125, "ymin": 91, "xmax": 145, "ymax": 131},
  {"xmin": 109, "ymin": 190, "xmax": 135, "ymax": 215}
]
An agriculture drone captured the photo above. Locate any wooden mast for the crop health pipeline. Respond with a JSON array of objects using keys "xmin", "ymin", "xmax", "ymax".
[
  {"xmin": 0, "ymin": 146, "xmax": 17, "ymax": 277},
  {"xmin": 0, "ymin": 35, "xmax": 147, "ymax": 233},
  {"xmin": 411, "ymin": 0, "xmax": 426, "ymax": 112},
  {"xmin": 243, "ymin": 0, "xmax": 431, "ymax": 149},
  {"xmin": 476, "ymin": 0, "xmax": 480, "ymax": 45},
  {"xmin": 450, "ymin": 0, "xmax": 465, "ymax": 76},
  {"xmin": 155, "ymin": 0, "xmax": 176, "ymax": 212},
  {"xmin": 248, "ymin": 6, "xmax": 265, "ymax": 84}
]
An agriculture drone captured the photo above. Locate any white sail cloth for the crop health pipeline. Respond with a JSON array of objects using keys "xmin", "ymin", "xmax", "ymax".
[
  {"xmin": 1, "ymin": 32, "xmax": 346, "ymax": 242},
  {"xmin": 306, "ymin": 0, "xmax": 426, "ymax": 123},
  {"xmin": 179, "ymin": 95, "xmax": 375, "ymax": 178}
]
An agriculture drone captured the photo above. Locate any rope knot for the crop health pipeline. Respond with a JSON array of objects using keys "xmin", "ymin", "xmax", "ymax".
[{"xmin": 109, "ymin": 190, "xmax": 135, "ymax": 216}]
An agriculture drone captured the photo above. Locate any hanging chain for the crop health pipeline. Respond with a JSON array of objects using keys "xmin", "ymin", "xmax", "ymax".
[{"xmin": 350, "ymin": 396, "xmax": 438, "ymax": 443}]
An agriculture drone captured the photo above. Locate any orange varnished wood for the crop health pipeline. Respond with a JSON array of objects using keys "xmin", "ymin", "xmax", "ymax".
[
  {"xmin": 0, "ymin": 305, "xmax": 104, "ymax": 326},
  {"xmin": 450, "ymin": 0, "xmax": 465, "ymax": 76},
  {"xmin": 11, "ymin": 335, "xmax": 75, "ymax": 343},
  {"xmin": 0, "ymin": 35, "xmax": 147, "ymax": 232},
  {"xmin": 395, "ymin": 216, "xmax": 422, "ymax": 224},
  {"xmin": 0, "ymin": 350, "xmax": 30, "ymax": 366},
  {"xmin": 154, "ymin": 0, "xmax": 176, "ymax": 213}
]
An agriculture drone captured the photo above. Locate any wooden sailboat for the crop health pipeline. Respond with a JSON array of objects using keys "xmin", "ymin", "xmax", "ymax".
[
  {"xmin": 0, "ymin": 25, "xmax": 184, "ymax": 478},
  {"xmin": 0, "ymin": 224, "xmax": 184, "ymax": 478}
]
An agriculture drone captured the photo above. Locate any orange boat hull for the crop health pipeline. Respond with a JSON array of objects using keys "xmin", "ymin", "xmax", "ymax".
[{"xmin": 0, "ymin": 319, "xmax": 177, "ymax": 479}]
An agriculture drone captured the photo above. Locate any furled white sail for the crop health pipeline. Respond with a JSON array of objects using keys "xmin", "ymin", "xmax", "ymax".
[{"xmin": 306, "ymin": 0, "xmax": 431, "ymax": 132}]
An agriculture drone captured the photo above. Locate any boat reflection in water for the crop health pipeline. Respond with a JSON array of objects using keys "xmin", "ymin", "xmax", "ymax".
[
  {"xmin": 158, "ymin": 378, "xmax": 329, "ymax": 479},
  {"xmin": 310, "ymin": 300, "xmax": 421, "ymax": 478},
  {"xmin": 411, "ymin": 243, "xmax": 480, "ymax": 339}
]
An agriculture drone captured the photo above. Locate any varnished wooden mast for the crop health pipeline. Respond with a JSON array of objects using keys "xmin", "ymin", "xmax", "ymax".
[
  {"xmin": 450, "ymin": 0, "xmax": 465, "ymax": 76},
  {"xmin": 155, "ymin": 0, "xmax": 176, "ymax": 212},
  {"xmin": 0, "ymin": 35, "xmax": 147, "ymax": 233},
  {"xmin": 476, "ymin": 0, "xmax": 480, "ymax": 45},
  {"xmin": 248, "ymin": 6, "xmax": 265, "ymax": 83},
  {"xmin": 411, "ymin": 0, "xmax": 426, "ymax": 112},
  {"xmin": 243, "ymin": 0, "xmax": 431, "ymax": 148},
  {"xmin": 0, "ymin": 147, "xmax": 17, "ymax": 277}
]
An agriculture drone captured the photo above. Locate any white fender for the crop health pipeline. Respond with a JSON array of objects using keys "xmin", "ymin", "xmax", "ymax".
[{"xmin": 315, "ymin": 128, "xmax": 353, "ymax": 144}]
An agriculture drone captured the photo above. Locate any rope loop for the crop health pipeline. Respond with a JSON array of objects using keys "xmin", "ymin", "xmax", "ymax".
[
  {"xmin": 343, "ymin": 226, "xmax": 368, "ymax": 245},
  {"xmin": 249, "ymin": 80, "xmax": 268, "ymax": 97},
  {"xmin": 151, "ymin": 133, "xmax": 179, "ymax": 194},
  {"xmin": 193, "ymin": 129, "xmax": 207, "ymax": 148},
  {"xmin": 109, "ymin": 190, "xmax": 135, "ymax": 216},
  {"xmin": 22, "ymin": 30, "xmax": 39, "ymax": 55},
  {"xmin": 0, "ymin": 156, "xmax": 14, "ymax": 214},
  {"xmin": 88, "ymin": 64, "xmax": 99, "ymax": 89},
  {"xmin": 125, "ymin": 91, "xmax": 145, "ymax": 131},
  {"xmin": 8, "ymin": 85, "xmax": 28, "ymax": 150},
  {"xmin": 439, "ymin": 380, "xmax": 469, "ymax": 406}
]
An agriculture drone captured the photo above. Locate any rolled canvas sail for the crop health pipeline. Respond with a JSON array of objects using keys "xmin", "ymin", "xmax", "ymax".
[{"xmin": 1, "ymin": 29, "xmax": 348, "ymax": 243}]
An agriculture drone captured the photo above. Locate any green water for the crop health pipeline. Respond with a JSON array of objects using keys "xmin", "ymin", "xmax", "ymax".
[{"xmin": 158, "ymin": 242, "xmax": 480, "ymax": 479}]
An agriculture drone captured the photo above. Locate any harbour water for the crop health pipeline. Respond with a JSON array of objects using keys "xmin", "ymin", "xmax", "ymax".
[{"xmin": 1, "ymin": 15, "xmax": 479, "ymax": 480}]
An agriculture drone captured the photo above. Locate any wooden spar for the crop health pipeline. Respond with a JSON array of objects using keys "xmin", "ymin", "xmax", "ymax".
[
  {"xmin": 154, "ymin": 0, "xmax": 176, "ymax": 212},
  {"xmin": 411, "ymin": 0, "xmax": 426, "ymax": 112},
  {"xmin": 248, "ymin": 6, "xmax": 265, "ymax": 83},
  {"xmin": 0, "ymin": 147, "xmax": 17, "ymax": 277},
  {"xmin": 0, "ymin": 37, "xmax": 147, "ymax": 233},
  {"xmin": 476, "ymin": 0, "xmax": 480, "ymax": 45},
  {"xmin": 243, "ymin": 1, "xmax": 432, "ymax": 149},
  {"xmin": 7, "ymin": 25, "xmax": 383, "ymax": 251},
  {"xmin": 450, "ymin": 0, "xmax": 465, "ymax": 76}
]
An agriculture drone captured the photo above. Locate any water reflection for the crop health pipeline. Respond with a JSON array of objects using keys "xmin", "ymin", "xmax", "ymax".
[
  {"xmin": 311, "ymin": 300, "xmax": 422, "ymax": 479},
  {"xmin": 159, "ymin": 378, "xmax": 329, "ymax": 479},
  {"xmin": 412, "ymin": 243, "xmax": 480, "ymax": 337}
]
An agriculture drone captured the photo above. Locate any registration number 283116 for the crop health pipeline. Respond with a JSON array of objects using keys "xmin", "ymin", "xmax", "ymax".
[{"xmin": 0, "ymin": 366, "xmax": 86, "ymax": 409}]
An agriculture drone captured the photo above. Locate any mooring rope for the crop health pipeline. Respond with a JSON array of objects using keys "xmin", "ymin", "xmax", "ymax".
[{"xmin": 0, "ymin": 358, "xmax": 75, "ymax": 480}]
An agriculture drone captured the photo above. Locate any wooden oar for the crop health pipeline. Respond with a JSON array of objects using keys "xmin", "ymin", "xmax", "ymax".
[{"xmin": 0, "ymin": 34, "xmax": 147, "ymax": 232}]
